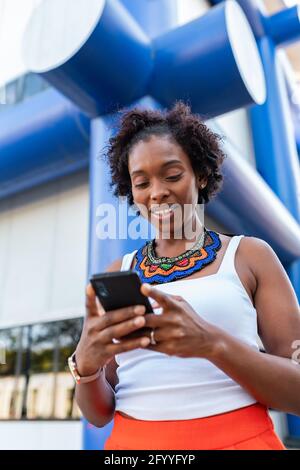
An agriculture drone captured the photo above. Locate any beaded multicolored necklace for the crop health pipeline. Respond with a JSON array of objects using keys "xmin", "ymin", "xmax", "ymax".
[{"xmin": 134, "ymin": 228, "xmax": 222, "ymax": 284}]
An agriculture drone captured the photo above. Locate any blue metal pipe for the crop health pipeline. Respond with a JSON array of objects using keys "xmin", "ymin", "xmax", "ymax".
[
  {"xmin": 282, "ymin": 68, "xmax": 300, "ymax": 158},
  {"xmin": 24, "ymin": 0, "xmax": 153, "ymax": 118},
  {"xmin": 292, "ymin": 107, "xmax": 300, "ymax": 155},
  {"xmin": 0, "ymin": 88, "xmax": 90, "ymax": 198},
  {"xmin": 149, "ymin": 0, "xmax": 266, "ymax": 117},
  {"xmin": 207, "ymin": 125, "xmax": 300, "ymax": 263},
  {"xmin": 265, "ymin": 6, "xmax": 300, "ymax": 48},
  {"xmin": 212, "ymin": 0, "xmax": 300, "ymax": 157},
  {"xmin": 24, "ymin": 0, "xmax": 266, "ymax": 121},
  {"xmin": 249, "ymin": 37, "xmax": 300, "ymax": 221},
  {"xmin": 210, "ymin": 0, "xmax": 266, "ymax": 39},
  {"xmin": 120, "ymin": 0, "xmax": 178, "ymax": 38}
]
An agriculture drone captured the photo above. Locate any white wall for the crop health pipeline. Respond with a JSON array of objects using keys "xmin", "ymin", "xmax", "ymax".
[
  {"xmin": 0, "ymin": 421, "xmax": 82, "ymax": 450},
  {"xmin": 0, "ymin": 171, "xmax": 89, "ymax": 328},
  {"xmin": 269, "ymin": 410, "xmax": 289, "ymax": 443}
]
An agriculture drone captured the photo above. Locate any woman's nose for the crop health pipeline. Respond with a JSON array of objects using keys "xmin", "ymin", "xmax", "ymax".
[{"xmin": 150, "ymin": 181, "xmax": 170, "ymax": 202}]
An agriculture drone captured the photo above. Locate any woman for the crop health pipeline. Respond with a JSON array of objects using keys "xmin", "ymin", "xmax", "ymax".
[{"xmin": 73, "ymin": 102, "xmax": 300, "ymax": 450}]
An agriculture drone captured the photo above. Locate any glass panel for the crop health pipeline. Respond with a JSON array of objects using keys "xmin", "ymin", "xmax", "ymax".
[
  {"xmin": 0, "ymin": 318, "xmax": 83, "ymax": 420},
  {"xmin": 55, "ymin": 318, "xmax": 83, "ymax": 419},
  {"xmin": 23, "ymin": 73, "xmax": 49, "ymax": 99},
  {"xmin": 58, "ymin": 318, "xmax": 83, "ymax": 372},
  {"xmin": 0, "ymin": 327, "xmax": 25, "ymax": 419},
  {"xmin": 26, "ymin": 322, "xmax": 57, "ymax": 419},
  {"xmin": 0, "ymin": 73, "xmax": 49, "ymax": 110}
]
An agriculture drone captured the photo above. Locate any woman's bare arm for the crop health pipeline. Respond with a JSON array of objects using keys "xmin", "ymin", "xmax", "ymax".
[
  {"xmin": 74, "ymin": 368, "xmax": 116, "ymax": 427},
  {"xmin": 208, "ymin": 237, "xmax": 300, "ymax": 415}
]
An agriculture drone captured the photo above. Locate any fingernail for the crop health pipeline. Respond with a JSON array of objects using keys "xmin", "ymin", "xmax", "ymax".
[
  {"xmin": 140, "ymin": 337, "xmax": 150, "ymax": 347},
  {"xmin": 134, "ymin": 316, "xmax": 145, "ymax": 326},
  {"xmin": 134, "ymin": 305, "xmax": 145, "ymax": 314}
]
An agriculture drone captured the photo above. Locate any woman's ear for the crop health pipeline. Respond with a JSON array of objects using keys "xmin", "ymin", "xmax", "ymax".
[{"xmin": 198, "ymin": 177, "xmax": 207, "ymax": 189}]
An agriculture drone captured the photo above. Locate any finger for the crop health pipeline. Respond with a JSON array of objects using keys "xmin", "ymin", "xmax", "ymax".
[
  {"xmin": 148, "ymin": 326, "xmax": 184, "ymax": 343},
  {"xmin": 143, "ymin": 313, "xmax": 175, "ymax": 329},
  {"xmin": 144, "ymin": 343, "xmax": 165, "ymax": 354},
  {"xmin": 107, "ymin": 335, "xmax": 151, "ymax": 355},
  {"xmin": 100, "ymin": 305, "xmax": 146, "ymax": 330},
  {"xmin": 171, "ymin": 294, "xmax": 185, "ymax": 302},
  {"xmin": 86, "ymin": 283, "xmax": 105, "ymax": 317},
  {"xmin": 140, "ymin": 284, "xmax": 178, "ymax": 311},
  {"xmin": 100, "ymin": 313, "xmax": 147, "ymax": 341}
]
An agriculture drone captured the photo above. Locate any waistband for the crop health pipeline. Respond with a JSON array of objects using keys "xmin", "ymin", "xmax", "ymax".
[{"xmin": 105, "ymin": 403, "xmax": 277, "ymax": 450}]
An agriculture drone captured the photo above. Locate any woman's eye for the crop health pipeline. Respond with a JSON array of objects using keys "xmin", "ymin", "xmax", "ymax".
[
  {"xmin": 166, "ymin": 174, "xmax": 182, "ymax": 181},
  {"xmin": 134, "ymin": 175, "xmax": 182, "ymax": 188}
]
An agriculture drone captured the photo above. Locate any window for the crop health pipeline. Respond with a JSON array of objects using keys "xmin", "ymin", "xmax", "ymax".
[
  {"xmin": 0, "ymin": 327, "xmax": 25, "ymax": 419},
  {"xmin": 0, "ymin": 318, "xmax": 83, "ymax": 420},
  {"xmin": 0, "ymin": 73, "xmax": 49, "ymax": 108}
]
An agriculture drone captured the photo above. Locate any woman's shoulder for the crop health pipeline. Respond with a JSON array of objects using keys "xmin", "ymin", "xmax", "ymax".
[
  {"xmin": 238, "ymin": 235, "xmax": 271, "ymax": 257},
  {"xmin": 106, "ymin": 248, "xmax": 138, "ymax": 272},
  {"xmin": 221, "ymin": 232, "xmax": 270, "ymax": 255},
  {"xmin": 237, "ymin": 235, "xmax": 275, "ymax": 279},
  {"xmin": 106, "ymin": 257, "xmax": 123, "ymax": 272}
]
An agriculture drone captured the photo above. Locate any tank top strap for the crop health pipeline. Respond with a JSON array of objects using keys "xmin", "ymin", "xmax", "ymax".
[
  {"xmin": 217, "ymin": 234, "xmax": 245, "ymax": 276},
  {"xmin": 121, "ymin": 250, "xmax": 137, "ymax": 271}
]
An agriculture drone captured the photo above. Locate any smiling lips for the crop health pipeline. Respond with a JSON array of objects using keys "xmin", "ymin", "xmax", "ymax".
[{"xmin": 150, "ymin": 204, "xmax": 176, "ymax": 220}]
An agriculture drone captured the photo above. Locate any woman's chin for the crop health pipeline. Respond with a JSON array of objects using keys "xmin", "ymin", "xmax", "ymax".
[{"xmin": 153, "ymin": 222, "xmax": 185, "ymax": 239}]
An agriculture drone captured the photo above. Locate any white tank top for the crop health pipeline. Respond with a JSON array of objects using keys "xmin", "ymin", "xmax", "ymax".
[{"xmin": 115, "ymin": 235, "xmax": 259, "ymax": 420}]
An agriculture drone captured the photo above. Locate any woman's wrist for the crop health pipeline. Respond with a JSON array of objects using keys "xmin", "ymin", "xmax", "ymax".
[
  {"xmin": 68, "ymin": 351, "xmax": 105, "ymax": 385},
  {"xmin": 75, "ymin": 352, "xmax": 104, "ymax": 377},
  {"xmin": 204, "ymin": 325, "xmax": 228, "ymax": 361}
]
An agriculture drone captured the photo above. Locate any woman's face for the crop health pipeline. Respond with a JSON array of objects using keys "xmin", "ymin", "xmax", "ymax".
[{"xmin": 128, "ymin": 134, "xmax": 205, "ymax": 238}]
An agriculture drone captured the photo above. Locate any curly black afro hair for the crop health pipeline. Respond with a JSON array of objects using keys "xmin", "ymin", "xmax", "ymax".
[{"xmin": 104, "ymin": 101, "xmax": 226, "ymax": 207}]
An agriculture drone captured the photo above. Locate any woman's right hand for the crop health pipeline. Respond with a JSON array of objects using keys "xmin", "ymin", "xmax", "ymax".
[{"xmin": 75, "ymin": 283, "xmax": 151, "ymax": 376}]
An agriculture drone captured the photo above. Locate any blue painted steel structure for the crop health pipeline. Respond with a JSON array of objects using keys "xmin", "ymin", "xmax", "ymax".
[
  {"xmin": 24, "ymin": 0, "xmax": 265, "ymax": 119},
  {"xmin": 121, "ymin": 0, "xmax": 178, "ymax": 38},
  {"xmin": 34, "ymin": 0, "xmax": 153, "ymax": 118},
  {"xmin": 0, "ymin": 0, "xmax": 298, "ymax": 448},
  {"xmin": 207, "ymin": 122, "xmax": 300, "ymax": 264},
  {"xmin": 250, "ymin": 39, "xmax": 300, "ymax": 224},
  {"xmin": 265, "ymin": 5, "xmax": 300, "ymax": 47},
  {"xmin": 0, "ymin": 88, "xmax": 90, "ymax": 198},
  {"xmin": 149, "ymin": 2, "xmax": 265, "ymax": 116}
]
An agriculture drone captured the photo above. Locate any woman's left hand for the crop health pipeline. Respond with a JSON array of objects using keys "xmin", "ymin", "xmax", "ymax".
[{"xmin": 140, "ymin": 283, "xmax": 224, "ymax": 360}]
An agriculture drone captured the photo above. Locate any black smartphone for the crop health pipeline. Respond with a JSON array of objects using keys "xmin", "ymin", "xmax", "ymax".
[{"xmin": 90, "ymin": 270, "xmax": 153, "ymax": 340}]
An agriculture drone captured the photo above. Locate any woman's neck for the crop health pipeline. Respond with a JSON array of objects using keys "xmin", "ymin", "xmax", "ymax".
[{"xmin": 153, "ymin": 219, "xmax": 205, "ymax": 258}]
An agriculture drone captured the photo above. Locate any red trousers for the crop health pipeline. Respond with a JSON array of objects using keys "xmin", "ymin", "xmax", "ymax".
[{"xmin": 104, "ymin": 403, "xmax": 286, "ymax": 450}]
